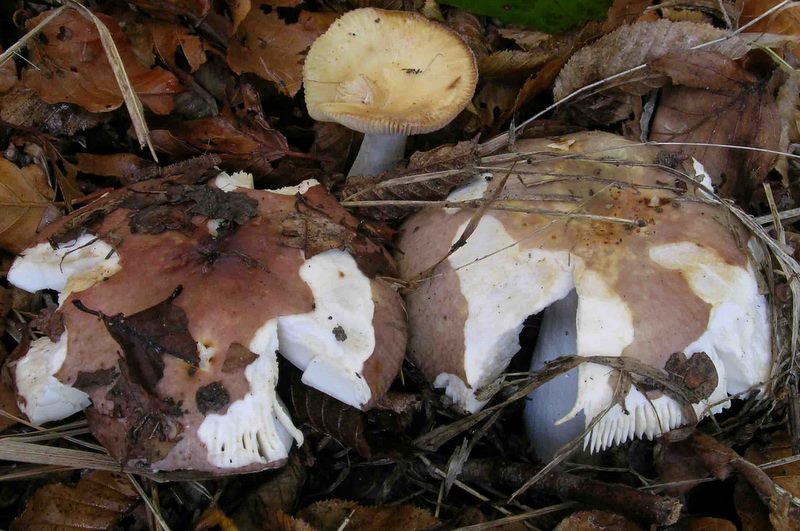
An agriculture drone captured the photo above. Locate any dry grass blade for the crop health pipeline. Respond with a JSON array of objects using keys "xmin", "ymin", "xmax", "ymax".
[
  {"xmin": 65, "ymin": 1, "xmax": 158, "ymax": 161},
  {"xmin": 0, "ymin": 440, "xmax": 121, "ymax": 471},
  {"xmin": 0, "ymin": 6, "xmax": 67, "ymax": 67},
  {"xmin": 127, "ymin": 474, "xmax": 172, "ymax": 531},
  {"xmin": 453, "ymin": 502, "xmax": 576, "ymax": 530}
]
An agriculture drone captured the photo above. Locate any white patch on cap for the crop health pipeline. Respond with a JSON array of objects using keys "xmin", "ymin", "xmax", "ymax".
[
  {"xmin": 8, "ymin": 234, "xmax": 120, "ymax": 298},
  {"xmin": 270, "ymin": 179, "xmax": 321, "ymax": 196},
  {"xmin": 443, "ymin": 214, "xmax": 574, "ymax": 412},
  {"xmin": 213, "ymin": 171, "xmax": 254, "ymax": 192},
  {"xmin": 433, "ymin": 373, "xmax": 488, "ymax": 413},
  {"xmin": 197, "ymin": 320, "xmax": 303, "ymax": 468},
  {"xmin": 15, "ymin": 331, "xmax": 91, "ymax": 425},
  {"xmin": 277, "ymin": 249, "xmax": 375, "ymax": 409}
]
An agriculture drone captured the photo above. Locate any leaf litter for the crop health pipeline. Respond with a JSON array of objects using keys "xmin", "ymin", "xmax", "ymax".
[{"xmin": 0, "ymin": 0, "xmax": 799, "ymax": 529}]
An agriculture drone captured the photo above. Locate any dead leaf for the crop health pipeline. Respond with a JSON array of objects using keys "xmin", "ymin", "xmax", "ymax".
[
  {"xmin": 73, "ymin": 286, "xmax": 198, "ymax": 394},
  {"xmin": 554, "ymin": 510, "xmax": 643, "ymax": 531},
  {"xmin": 742, "ymin": 0, "xmax": 800, "ymax": 56},
  {"xmin": 496, "ymin": 28, "xmax": 552, "ymax": 51},
  {"xmin": 296, "ymin": 499, "xmax": 439, "ymax": 531},
  {"xmin": 227, "ymin": 8, "xmax": 337, "ymax": 96},
  {"xmin": 447, "ymin": 9, "xmax": 488, "ymax": 59},
  {"xmin": 10, "ymin": 470, "xmax": 139, "ymax": 530},
  {"xmin": 664, "ymin": 351, "xmax": 718, "ymax": 402},
  {"xmin": 194, "ymin": 506, "xmax": 239, "ymax": 530},
  {"xmin": 150, "ymin": 115, "xmax": 288, "ymax": 173},
  {"xmin": 127, "ymin": 0, "xmax": 211, "ymax": 20},
  {"xmin": 670, "ymin": 517, "xmax": 737, "ymax": 530},
  {"xmin": 233, "ymin": 452, "xmax": 307, "ymax": 530},
  {"xmin": 0, "ymin": 48, "xmax": 17, "ymax": 92},
  {"xmin": 0, "ymin": 158, "xmax": 56, "ymax": 253},
  {"xmin": 77, "ymin": 153, "xmax": 159, "ymax": 182},
  {"xmin": 553, "ymin": 20, "xmax": 749, "ymax": 124},
  {"xmin": 649, "ymin": 51, "xmax": 780, "ymax": 202},
  {"xmin": 341, "ymin": 140, "xmax": 478, "ymax": 221},
  {"xmin": 0, "ymin": 87, "xmax": 112, "ymax": 136},
  {"xmin": 145, "ymin": 19, "xmax": 206, "ymax": 72},
  {"xmin": 284, "ymin": 367, "xmax": 372, "ymax": 458},
  {"xmin": 479, "ymin": 50, "xmax": 551, "ymax": 78},
  {"xmin": 24, "ymin": 9, "xmax": 181, "ymax": 114},
  {"xmin": 468, "ymin": 80, "xmax": 520, "ymax": 133}
]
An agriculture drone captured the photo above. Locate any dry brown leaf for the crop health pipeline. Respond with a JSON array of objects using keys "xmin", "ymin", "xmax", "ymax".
[
  {"xmin": 479, "ymin": 50, "xmax": 552, "ymax": 78},
  {"xmin": 0, "ymin": 87, "xmax": 111, "ymax": 136},
  {"xmin": 23, "ymin": 9, "xmax": 181, "ymax": 114},
  {"xmin": 311, "ymin": 121, "xmax": 359, "ymax": 174},
  {"xmin": 284, "ymin": 366, "xmax": 372, "ymax": 458},
  {"xmin": 233, "ymin": 453, "xmax": 307, "ymax": 531},
  {"xmin": 447, "ymin": 9, "xmax": 489, "ymax": 59},
  {"xmin": 146, "ymin": 19, "xmax": 206, "ymax": 72},
  {"xmin": 468, "ymin": 80, "xmax": 520, "ymax": 133},
  {"xmin": 496, "ymin": 28, "xmax": 552, "ymax": 51},
  {"xmin": 194, "ymin": 506, "xmax": 239, "ymax": 530},
  {"xmin": 553, "ymin": 20, "xmax": 749, "ymax": 123},
  {"xmin": 0, "ymin": 158, "xmax": 56, "ymax": 253},
  {"xmin": 77, "ymin": 153, "xmax": 159, "ymax": 182},
  {"xmin": 10, "ymin": 470, "xmax": 139, "ymax": 530},
  {"xmin": 297, "ymin": 499, "xmax": 439, "ymax": 531},
  {"xmin": 127, "ymin": 0, "xmax": 211, "ymax": 20},
  {"xmin": 228, "ymin": 0, "xmax": 252, "ymax": 31},
  {"xmin": 649, "ymin": 50, "xmax": 780, "ymax": 202},
  {"xmin": 227, "ymin": 8, "xmax": 337, "ymax": 97},
  {"xmin": 341, "ymin": 140, "xmax": 477, "ymax": 221},
  {"xmin": 0, "ymin": 48, "xmax": 17, "ymax": 92},
  {"xmin": 671, "ymin": 517, "xmax": 737, "ymax": 530},
  {"xmin": 742, "ymin": 0, "xmax": 800, "ymax": 56},
  {"xmin": 554, "ymin": 511, "xmax": 643, "ymax": 531}
]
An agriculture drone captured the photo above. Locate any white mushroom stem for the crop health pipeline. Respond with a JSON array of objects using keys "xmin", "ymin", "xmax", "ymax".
[
  {"xmin": 348, "ymin": 133, "xmax": 407, "ymax": 177},
  {"xmin": 523, "ymin": 290, "xmax": 585, "ymax": 461}
]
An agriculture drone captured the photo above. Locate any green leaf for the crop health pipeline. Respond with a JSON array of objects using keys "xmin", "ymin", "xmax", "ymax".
[{"xmin": 441, "ymin": 0, "xmax": 613, "ymax": 33}]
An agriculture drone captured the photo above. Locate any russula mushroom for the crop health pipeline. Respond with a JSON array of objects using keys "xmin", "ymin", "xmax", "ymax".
[
  {"xmin": 303, "ymin": 8, "xmax": 478, "ymax": 176},
  {"xmin": 396, "ymin": 132, "xmax": 771, "ymax": 458},
  {"xmin": 8, "ymin": 171, "xmax": 406, "ymax": 472}
]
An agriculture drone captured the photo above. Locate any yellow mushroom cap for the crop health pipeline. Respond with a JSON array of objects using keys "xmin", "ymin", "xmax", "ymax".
[{"xmin": 303, "ymin": 8, "xmax": 478, "ymax": 135}]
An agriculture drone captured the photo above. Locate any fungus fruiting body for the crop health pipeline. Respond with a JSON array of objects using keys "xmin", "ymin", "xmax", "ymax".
[
  {"xmin": 396, "ymin": 132, "xmax": 771, "ymax": 458},
  {"xmin": 8, "ymin": 172, "xmax": 406, "ymax": 472},
  {"xmin": 303, "ymin": 8, "xmax": 478, "ymax": 176}
]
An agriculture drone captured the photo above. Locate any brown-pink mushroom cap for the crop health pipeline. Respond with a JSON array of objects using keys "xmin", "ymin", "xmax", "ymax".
[
  {"xmin": 396, "ymin": 132, "xmax": 771, "ymax": 453},
  {"xmin": 8, "ymin": 173, "xmax": 406, "ymax": 473}
]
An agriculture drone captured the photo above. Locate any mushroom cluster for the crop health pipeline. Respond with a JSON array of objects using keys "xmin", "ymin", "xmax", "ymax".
[
  {"xmin": 303, "ymin": 8, "xmax": 478, "ymax": 177},
  {"xmin": 8, "ymin": 172, "xmax": 406, "ymax": 473},
  {"xmin": 396, "ymin": 132, "xmax": 772, "ymax": 458}
]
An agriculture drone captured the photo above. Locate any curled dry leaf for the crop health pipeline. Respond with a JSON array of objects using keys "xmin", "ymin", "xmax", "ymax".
[
  {"xmin": 478, "ymin": 50, "xmax": 552, "ymax": 78},
  {"xmin": 77, "ymin": 153, "xmax": 158, "ymax": 182},
  {"xmin": 233, "ymin": 453, "xmax": 307, "ymax": 531},
  {"xmin": 554, "ymin": 510, "xmax": 643, "ymax": 531},
  {"xmin": 296, "ymin": 499, "xmax": 439, "ymax": 531},
  {"xmin": 227, "ymin": 8, "xmax": 337, "ymax": 97},
  {"xmin": 0, "ymin": 48, "xmax": 17, "ymax": 92},
  {"xmin": 741, "ymin": 0, "xmax": 800, "ymax": 56},
  {"xmin": 0, "ymin": 158, "xmax": 56, "ymax": 254},
  {"xmin": 553, "ymin": 20, "xmax": 749, "ymax": 123},
  {"xmin": 10, "ymin": 471, "xmax": 139, "ymax": 530},
  {"xmin": 649, "ymin": 50, "xmax": 780, "ymax": 202},
  {"xmin": 342, "ymin": 140, "xmax": 478, "ymax": 221},
  {"xmin": 283, "ymin": 365, "xmax": 372, "ymax": 458},
  {"xmin": 23, "ymin": 9, "xmax": 181, "ymax": 114}
]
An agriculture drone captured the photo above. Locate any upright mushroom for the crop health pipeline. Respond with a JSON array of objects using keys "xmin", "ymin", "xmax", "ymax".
[
  {"xmin": 396, "ymin": 132, "xmax": 771, "ymax": 458},
  {"xmin": 303, "ymin": 8, "xmax": 478, "ymax": 176},
  {"xmin": 8, "ymin": 172, "xmax": 406, "ymax": 472}
]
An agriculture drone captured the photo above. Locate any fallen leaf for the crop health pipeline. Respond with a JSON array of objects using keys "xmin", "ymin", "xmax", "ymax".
[
  {"xmin": 447, "ymin": 9, "xmax": 489, "ymax": 59},
  {"xmin": 0, "ymin": 48, "xmax": 17, "ymax": 92},
  {"xmin": 741, "ymin": 0, "xmax": 800, "ymax": 56},
  {"xmin": 127, "ymin": 0, "xmax": 211, "ymax": 20},
  {"xmin": 73, "ymin": 286, "xmax": 198, "ymax": 394},
  {"xmin": 670, "ymin": 517, "xmax": 737, "ymax": 531},
  {"xmin": 23, "ymin": 9, "xmax": 181, "ymax": 114},
  {"xmin": 77, "ymin": 153, "xmax": 159, "ymax": 182},
  {"xmin": 284, "ymin": 366, "xmax": 372, "ymax": 458},
  {"xmin": 478, "ymin": 50, "xmax": 552, "ymax": 78},
  {"xmin": 145, "ymin": 19, "xmax": 207, "ymax": 72},
  {"xmin": 233, "ymin": 452, "xmax": 307, "ymax": 530},
  {"xmin": 553, "ymin": 20, "xmax": 749, "ymax": 123},
  {"xmin": 0, "ymin": 158, "xmax": 56, "ymax": 253},
  {"xmin": 468, "ymin": 79, "xmax": 520, "ymax": 133},
  {"xmin": 341, "ymin": 140, "xmax": 477, "ymax": 221},
  {"xmin": 296, "ymin": 499, "xmax": 439, "ymax": 531},
  {"xmin": 10, "ymin": 471, "xmax": 139, "ymax": 530},
  {"xmin": 554, "ymin": 510, "xmax": 643, "ymax": 531},
  {"xmin": 0, "ymin": 87, "xmax": 112, "ymax": 136},
  {"xmin": 194, "ymin": 506, "xmax": 239, "ymax": 530},
  {"xmin": 649, "ymin": 51, "xmax": 780, "ymax": 202},
  {"xmin": 227, "ymin": 8, "xmax": 337, "ymax": 96}
]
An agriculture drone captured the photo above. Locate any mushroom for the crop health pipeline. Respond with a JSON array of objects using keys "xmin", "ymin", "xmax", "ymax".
[
  {"xmin": 395, "ymin": 132, "xmax": 771, "ymax": 458},
  {"xmin": 303, "ymin": 8, "xmax": 478, "ymax": 176},
  {"xmin": 8, "ymin": 172, "xmax": 406, "ymax": 472}
]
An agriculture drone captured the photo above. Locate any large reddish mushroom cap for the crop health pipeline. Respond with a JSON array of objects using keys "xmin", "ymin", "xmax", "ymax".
[
  {"xmin": 396, "ymin": 132, "xmax": 771, "ymax": 452},
  {"xmin": 8, "ymin": 172, "xmax": 406, "ymax": 473}
]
